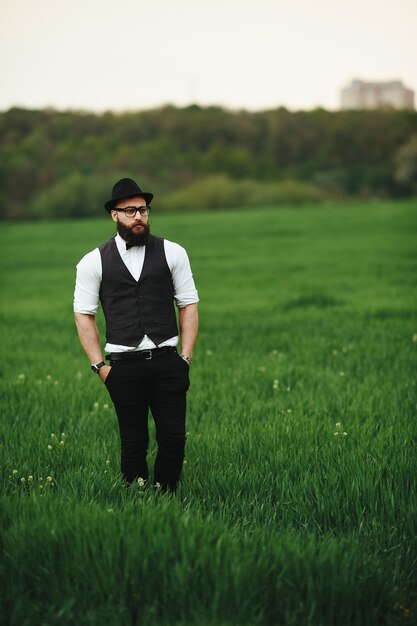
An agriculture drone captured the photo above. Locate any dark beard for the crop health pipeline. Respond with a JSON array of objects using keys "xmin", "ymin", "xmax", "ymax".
[{"xmin": 117, "ymin": 221, "xmax": 151, "ymax": 247}]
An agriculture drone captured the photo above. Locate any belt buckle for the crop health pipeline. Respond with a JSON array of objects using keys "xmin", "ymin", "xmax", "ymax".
[{"xmin": 143, "ymin": 350, "xmax": 153, "ymax": 360}]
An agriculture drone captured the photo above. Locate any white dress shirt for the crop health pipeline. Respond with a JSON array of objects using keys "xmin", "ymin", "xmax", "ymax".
[{"xmin": 74, "ymin": 234, "xmax": 199, "ymax": 353}]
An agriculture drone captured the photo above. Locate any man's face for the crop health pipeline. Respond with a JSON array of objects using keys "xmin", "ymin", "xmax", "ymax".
[{"xmin": 111, "ymin": 196, "xmax": 151, "ymax": 246}]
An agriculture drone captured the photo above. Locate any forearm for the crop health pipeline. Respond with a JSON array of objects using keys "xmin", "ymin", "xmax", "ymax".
[
  {"xmin": 74, "ymin": 313, "xmax": 104, "ymax": 364},
  {"xmin": 178, "ymin": 304, "xmax": 198, "ymax": 358}
]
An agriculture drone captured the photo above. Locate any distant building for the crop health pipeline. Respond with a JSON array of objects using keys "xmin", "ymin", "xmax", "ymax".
[{"xmin": 340, "ymin": 79, "xmax": 414, "ymax": 111}]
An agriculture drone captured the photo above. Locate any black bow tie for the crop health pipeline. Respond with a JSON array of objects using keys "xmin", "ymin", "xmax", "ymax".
[{"xmin": 126, "ymin": 243, "xmax": 146, "ymax": 250}]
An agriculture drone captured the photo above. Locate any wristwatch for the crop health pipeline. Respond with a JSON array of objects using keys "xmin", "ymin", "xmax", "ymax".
[{"xmin": 91, "ymin": 361, "xmax": 106, "ymax": 374}]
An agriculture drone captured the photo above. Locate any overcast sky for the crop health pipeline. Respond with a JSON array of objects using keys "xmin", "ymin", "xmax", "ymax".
[{"xmin": 0, "ymin": 0, "xmax": 416, "ymax": 112}]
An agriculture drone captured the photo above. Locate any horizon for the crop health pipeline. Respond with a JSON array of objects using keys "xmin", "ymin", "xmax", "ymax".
[{"xmin": 1, "ymin": 87, "xmax": 415, "ymax": 117}]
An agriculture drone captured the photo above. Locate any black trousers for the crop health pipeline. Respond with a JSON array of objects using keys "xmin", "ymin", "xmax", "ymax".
[{"xmin": 104, "ymin": 349, "xmax": 190, "ymax": 492}]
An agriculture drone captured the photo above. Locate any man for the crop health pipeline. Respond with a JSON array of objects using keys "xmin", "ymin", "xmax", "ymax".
[{"xmin": 73, "ymin": 177, "xmax": 199, "ymax": 493}]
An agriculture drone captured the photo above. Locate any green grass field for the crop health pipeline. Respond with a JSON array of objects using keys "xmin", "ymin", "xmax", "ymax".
[{"xmin": 1, "ymin": 200, "xmax": 416, "ymax": 626}]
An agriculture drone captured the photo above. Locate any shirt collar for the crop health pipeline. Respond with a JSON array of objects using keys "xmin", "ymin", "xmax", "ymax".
[
  {"xmin": 115, "ymin": 233, "xmax": 129, "ymax": 254},
  {"xmin": 115, "ymin": 233, "xmax": 148, "ymax": 254}
]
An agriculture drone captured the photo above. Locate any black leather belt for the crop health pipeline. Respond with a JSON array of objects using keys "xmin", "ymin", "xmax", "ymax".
[{"xmin": 106, "ymin": 346, "xmax": 176, "ymax": 363}]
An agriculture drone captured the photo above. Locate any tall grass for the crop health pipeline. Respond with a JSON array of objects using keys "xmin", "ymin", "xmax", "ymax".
[{"xmin": 1, "ymin": 200, "xmax": 416, "ymax": 625}]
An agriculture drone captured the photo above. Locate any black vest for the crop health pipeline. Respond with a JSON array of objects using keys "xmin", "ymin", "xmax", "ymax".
[{"xmin": 99, "ymin": 235, "xmax": 178, "ymax": 346}]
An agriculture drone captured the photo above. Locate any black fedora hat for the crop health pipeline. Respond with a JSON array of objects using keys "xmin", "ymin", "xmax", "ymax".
[{"xmin": 105, "ymin": 178, "xmax": 154, "ymax": 212}]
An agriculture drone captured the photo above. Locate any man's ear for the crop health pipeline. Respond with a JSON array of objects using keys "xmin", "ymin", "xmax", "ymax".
[{"xmin": 110, "ymin": 210, "xmax": 118, "ymax": 223}]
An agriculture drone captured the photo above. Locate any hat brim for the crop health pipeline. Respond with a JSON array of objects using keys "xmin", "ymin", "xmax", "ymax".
[{"xmin": 105, "ymin": 192, "xmax": 154, "ymax": 212}]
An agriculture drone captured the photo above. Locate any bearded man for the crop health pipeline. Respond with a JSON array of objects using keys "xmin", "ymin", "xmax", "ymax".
[{"xmin": 73, "ymin": 178, "xmax": 199, "ymax": 493}]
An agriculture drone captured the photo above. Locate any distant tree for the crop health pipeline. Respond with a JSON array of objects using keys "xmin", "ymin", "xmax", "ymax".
[
  {"xmin": 29, "ymin": 173, "xmax": 110, "ymax": 219},
  {"xmin": 394, "ymin": 134, "xmax": 417, "ymax": 194},
  {"xmin": 1, "ymin": 105, "xmax": 417, "ymax": 219}
]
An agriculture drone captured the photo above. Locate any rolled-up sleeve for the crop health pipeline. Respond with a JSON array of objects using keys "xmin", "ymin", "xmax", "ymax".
[
  {"xmin": 165, "ymin": 241, "xmax": 199, "ymax": 309},
  {"xmin": 73, "ymin": 249, "xmax": 102, "ymax": 315}
]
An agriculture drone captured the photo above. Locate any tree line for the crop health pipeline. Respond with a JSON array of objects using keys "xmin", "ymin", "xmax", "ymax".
[{"xmin": 1, "ymin": 105, "xmax": 416, "ymax": 219}]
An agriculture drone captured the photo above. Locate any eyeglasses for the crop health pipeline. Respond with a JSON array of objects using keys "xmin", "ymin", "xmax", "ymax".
[{"xmin": 115, "ymin": 206, "xmax": 151, "ymax": 218}]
